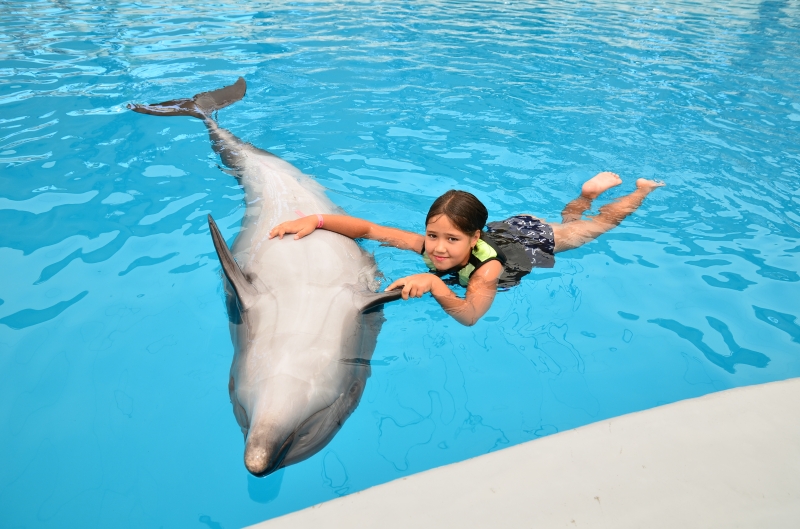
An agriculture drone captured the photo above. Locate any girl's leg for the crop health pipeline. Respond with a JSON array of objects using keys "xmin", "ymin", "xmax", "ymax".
[
  {"xmin": 560, "ymin": 171, "xmax": 622, "ymax": 222},
  {"xmin": 552, "ymin": 178, "xmax": 664, "ymax": 253}
]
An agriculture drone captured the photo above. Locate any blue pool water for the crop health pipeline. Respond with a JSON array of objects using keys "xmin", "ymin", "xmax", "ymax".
[{"xmin": 2, "ymin": 0, "xmax": 799, "ymax": 527}]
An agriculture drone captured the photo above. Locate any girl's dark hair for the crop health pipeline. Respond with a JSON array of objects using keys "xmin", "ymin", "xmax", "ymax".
[{"xmin": 425, "ymin": 190, "xmax": 488, "ymax": 234}]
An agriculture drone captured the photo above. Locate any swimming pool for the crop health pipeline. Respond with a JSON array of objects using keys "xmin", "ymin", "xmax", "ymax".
[{"xmin": 1, "ymin": 0, "xmax": 799, "ymax": 527}]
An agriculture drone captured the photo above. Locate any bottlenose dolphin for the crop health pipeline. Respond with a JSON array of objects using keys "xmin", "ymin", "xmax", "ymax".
[{"xmin": 129, "ymin": 78, "xmax": 400, "ymax": 476}]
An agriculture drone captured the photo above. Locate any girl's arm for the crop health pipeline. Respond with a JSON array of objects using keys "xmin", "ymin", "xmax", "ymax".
[
  {"xmin": 269, "ymin": 214, "xmax": 424, "ymax": 252},
  {"xmin": 385, "ymin": 260, "xmax": 503, "ymax": 326}
]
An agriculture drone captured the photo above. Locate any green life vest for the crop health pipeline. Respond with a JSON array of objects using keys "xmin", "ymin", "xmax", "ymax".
[{"xmin": 422, "ymin": 235, "xmax": 506, "ymax": 287}]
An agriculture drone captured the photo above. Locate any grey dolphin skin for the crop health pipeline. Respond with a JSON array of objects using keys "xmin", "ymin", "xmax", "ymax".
[{"xmin": 129, "ymin": 78, "xmax": 401, "ymax": 476}]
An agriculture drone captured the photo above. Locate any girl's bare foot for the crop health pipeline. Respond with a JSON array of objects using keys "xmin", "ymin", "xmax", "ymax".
[
  {"xmin": 581, "ymin": 171, "xmax": 623, "ymax": 199},
  {"xmin": 635, "ymin": 178, "xmax": 666, "ymax": 192}
]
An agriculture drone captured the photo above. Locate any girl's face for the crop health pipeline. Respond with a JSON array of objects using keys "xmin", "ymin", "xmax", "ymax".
[{"xmin": 424, "ymin": 214, "xmax": 480, "ymax": 270}]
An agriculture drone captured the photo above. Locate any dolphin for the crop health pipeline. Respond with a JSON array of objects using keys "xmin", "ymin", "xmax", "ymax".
[{"xmin": 129, "ymin": 78, "xmax": 400, "ymax": 476}]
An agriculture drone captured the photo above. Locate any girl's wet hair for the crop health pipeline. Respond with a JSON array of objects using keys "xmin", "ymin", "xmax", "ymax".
[{"xmin": 425, "ymin": 190, "xmax": 488, "ymax": 235}]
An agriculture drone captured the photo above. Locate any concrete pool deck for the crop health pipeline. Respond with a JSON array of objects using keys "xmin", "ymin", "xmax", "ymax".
[{"xmin": 250, "ymin": 377, "xmax": 800, "ymax": 528}]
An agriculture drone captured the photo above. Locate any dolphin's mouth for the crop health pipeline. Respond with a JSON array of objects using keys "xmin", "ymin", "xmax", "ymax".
[
  {"xmin": 247, "ymin": 432, "xmax": 295, "ymax": 477},
  {"xmin": 339, "ymin": 358, "xmax": 371, "ymax": 366},
  {"xmin": 245, "ymin": 389, "xmax": 358, "ymax": 477}
]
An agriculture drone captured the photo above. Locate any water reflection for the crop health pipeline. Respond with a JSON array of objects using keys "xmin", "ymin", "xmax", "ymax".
[
  {"xmin": 247, "ymin": 469, "xmax": 284, "ymax": 504},
  {"xmin": 0, "ymin": 290, "xmax": 87, "ymax": 329},
  {"xmin": 649, "ymin": 317, "xmax": 770, "ymax": 373},
  {"xmin": 702, "ymin": 271, "xmax": 756, "ymax": 291},
  {"xmin": 753, "ymin": 306, "xmax": 800, "ymax": 344}
]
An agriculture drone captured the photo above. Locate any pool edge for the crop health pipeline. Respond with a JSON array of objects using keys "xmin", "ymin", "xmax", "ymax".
[{"xmin": 248, "ymin": 377, "xmax": 800, "ymax": 528}]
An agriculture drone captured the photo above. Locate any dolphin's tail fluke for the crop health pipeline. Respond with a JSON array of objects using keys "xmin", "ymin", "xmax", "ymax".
[{"xmin": 127, "ymin": 77, "xmax": 246, "ymax": 119}]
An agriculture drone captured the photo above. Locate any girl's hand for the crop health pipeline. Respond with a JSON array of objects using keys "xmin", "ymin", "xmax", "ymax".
[
  {"xmin": 269, "ymin": 216, "xmax": 319, "ymax": 240},
  {"xmin": 385, "ymin": 273, "xmax": 439, "ymax": 300}
]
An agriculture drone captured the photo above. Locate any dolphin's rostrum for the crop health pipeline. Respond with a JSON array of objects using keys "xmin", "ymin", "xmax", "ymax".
[{"xmin": 129, "ymin": 78, "xmax": 401, "ymax": 476}]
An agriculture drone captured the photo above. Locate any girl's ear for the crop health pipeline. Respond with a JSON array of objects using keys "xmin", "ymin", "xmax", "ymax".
[{"xmin": 470, "ymin": 230, "xmax": 481, "ymax": 247}]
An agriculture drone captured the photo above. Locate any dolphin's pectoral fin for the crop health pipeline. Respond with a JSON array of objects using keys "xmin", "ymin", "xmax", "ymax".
[
  {"xmin": 354, "ymin": 289, "xmax": 402, "ymax": 312},
  {"xmin": 127, "ymin": 77, "xmax": 246, "ymax": 120},
  {"xmin": 208, "ymin": 214, "xmax": 257, "ymax": 310}
]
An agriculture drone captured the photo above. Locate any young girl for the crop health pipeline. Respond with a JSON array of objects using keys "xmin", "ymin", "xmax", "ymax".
[{"xmin": 269, "ymin": 172, "xmax": 664, "ymax": 326}]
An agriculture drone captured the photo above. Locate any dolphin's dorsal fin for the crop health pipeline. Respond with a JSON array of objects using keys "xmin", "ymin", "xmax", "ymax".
[
  {"xmin": 208, "ymin": 214, "xmax": 257, "ymax": 310},
  {"xmin": 354, "ymin": 289, "xmax": 402, "ymax": 312}
]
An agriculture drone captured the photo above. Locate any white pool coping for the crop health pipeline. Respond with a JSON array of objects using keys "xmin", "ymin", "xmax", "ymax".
[{"xmin": 249, "ymin": 377, "xmax": 800, "ymax": 528}]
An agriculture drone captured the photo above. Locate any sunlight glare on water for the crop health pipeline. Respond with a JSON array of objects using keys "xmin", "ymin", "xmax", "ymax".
[{"xmin": 1, "ymin": 0, "xmax": 799, "ymax": 527}]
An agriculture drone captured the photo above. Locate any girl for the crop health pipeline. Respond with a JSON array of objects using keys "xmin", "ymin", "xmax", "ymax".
[{"xmin": 269, "ymin": 172, "xmax": 664, "ymax": 326}]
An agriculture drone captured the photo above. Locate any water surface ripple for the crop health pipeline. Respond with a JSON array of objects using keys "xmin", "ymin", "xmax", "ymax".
[{"xmin": 1, "ymin": 1, "xmax": 799, "ymax": 527}]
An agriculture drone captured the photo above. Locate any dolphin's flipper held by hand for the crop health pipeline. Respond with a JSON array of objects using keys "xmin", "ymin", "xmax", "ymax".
[
  {"xmin": 127, "ymin": 77, "xmax": 247, "ymax": 119},
  {"xmin": 355, "ymin": 289, "xmax": 403, "ymax": 312}
]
